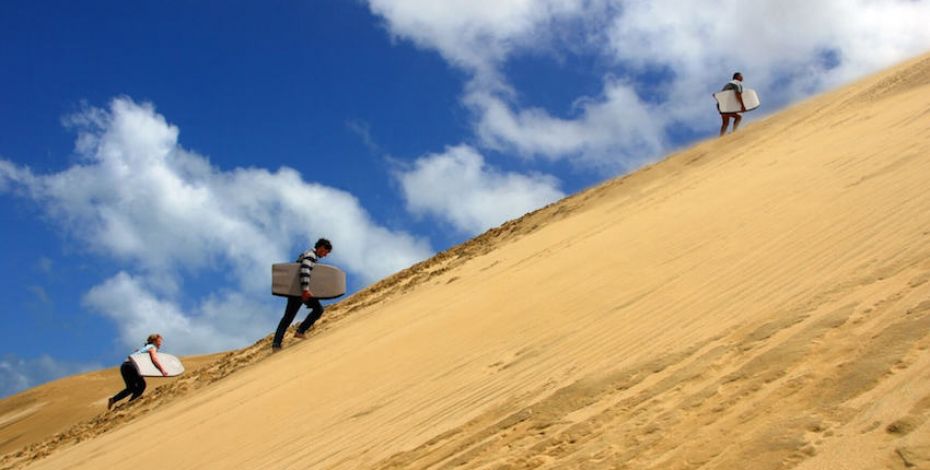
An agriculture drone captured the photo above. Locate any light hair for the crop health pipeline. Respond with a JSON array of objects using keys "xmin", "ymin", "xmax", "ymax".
[{"xmin": 146, "ymin": 334, "xmax": 162, "ymax": 345}]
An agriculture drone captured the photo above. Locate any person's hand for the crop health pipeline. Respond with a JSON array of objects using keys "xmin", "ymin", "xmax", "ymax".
[
  {"xmin": 161, "ymin": 370, "xmax": 169, "ymax": 376},
  {"xmin": 740, "ymin": 105, "xmax": 746, "ymax": 112},
  {"xmin": 302, "ymin": 290, "xmax": 313, "ymax": 302}
]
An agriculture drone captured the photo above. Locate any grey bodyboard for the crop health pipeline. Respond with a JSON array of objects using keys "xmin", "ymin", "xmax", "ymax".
[{"xmin": 272, "ymin": 263, "xmax": 346, "ymax": 299}]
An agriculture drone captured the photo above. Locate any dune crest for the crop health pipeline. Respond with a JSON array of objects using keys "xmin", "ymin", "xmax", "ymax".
[{"xmin": 4, "ymin": 51, "xmax": 930, "ymax": 469}]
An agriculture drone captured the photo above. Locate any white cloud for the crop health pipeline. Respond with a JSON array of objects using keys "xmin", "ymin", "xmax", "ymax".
[
  {"xmin": 468, "ymin": 80, "xmax": 664, "ymax": 170},
  {"xmin": 605, "ymin": 0, "xmax": 930, "ymax": 125},
  {"xmin": 368, "ymin": 0, "xmax": 593, "ymax": 76},
  {"xmin": 1, "ymin": 97, "xmax": 433, "ymax": 353},
  {"xmin": 395, "ymin": 145, "xmax": 564, "ymax": 234},
  {"xmin": 0, "ymin": 354, "xmax": 100, "ymax": 398},
  {"xmin": 83, "ymin": 272, "xmax": 269, "ymax": 354},
  {"xmin": 368, "ymin": 0, "xmax": 930, "ymax": 170}
]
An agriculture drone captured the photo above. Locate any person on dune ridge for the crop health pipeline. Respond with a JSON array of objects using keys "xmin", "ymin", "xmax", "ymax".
[{"xmin": 719, "ymin": 72, "xmax": 746, "ymax": 136}]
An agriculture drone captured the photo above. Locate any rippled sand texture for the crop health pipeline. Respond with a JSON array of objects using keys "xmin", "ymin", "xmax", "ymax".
[{"xmin": 4, "ymin": 51, "xmax": 930, "ymax": 470}]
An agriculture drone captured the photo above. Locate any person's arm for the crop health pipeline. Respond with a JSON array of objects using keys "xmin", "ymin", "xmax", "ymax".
[
  {"xmin": 299, "ymin": 252, "xmax": 316, "ymax": 300},
  {"xmin": 735, "ymin": 83, "xmax": 746, "ymax": 112},
  {"xmin": 148, "ymin": 348, "xmax": 168, "ymax": 376}
]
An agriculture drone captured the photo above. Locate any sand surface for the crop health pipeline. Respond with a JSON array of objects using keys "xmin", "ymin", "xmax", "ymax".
[
  {"xmin": 0, "ymin": 354, "xmax": 219, "ymax": 457},
  {"xmin": 3, "ymin": 51, "xmax": 930, "ymax": 469}
]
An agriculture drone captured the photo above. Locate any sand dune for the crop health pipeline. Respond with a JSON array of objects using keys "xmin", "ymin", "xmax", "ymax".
[
  {"xmin": 0, "ymin": 353, "xmax": 220, "ymax": 459},
  {"xmin": 3, "ymin": 51, "xmax": 930, "ymax": 469}
]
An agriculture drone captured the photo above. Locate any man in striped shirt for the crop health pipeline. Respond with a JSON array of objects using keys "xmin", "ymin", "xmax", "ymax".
[{"xmin": 272, "ymin": 238, "xmax": 333, "ymax": 351}]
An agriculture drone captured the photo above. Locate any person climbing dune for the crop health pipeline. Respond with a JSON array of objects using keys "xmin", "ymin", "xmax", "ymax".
[
  {"xmin": 108, "ymin": 333, "xmax": 167, "ymax": 410},
  {"xmin": 271, "ymin": 238, "xmax": 333, "ymax": 351},
  {"xmin": 719, "ymin": 72, "xmax": 746, "ymax": 136}
]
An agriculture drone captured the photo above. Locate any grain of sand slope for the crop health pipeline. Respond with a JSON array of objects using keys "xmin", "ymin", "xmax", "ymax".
[{"xmin": 7, "ymin": 51, "xmax": 930, "ymax": 469}]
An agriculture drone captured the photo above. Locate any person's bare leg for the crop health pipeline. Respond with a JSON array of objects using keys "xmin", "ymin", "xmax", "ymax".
[
  {"xmin": 720, "ymin": 115, "xmax": 731, "ymax": 137},
  {"xmin": 732, "ymin": 114, "xmax": 743, "ymax": 132}
]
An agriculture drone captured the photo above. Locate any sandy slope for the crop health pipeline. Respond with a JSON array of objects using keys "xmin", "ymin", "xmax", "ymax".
[
  {"xmin": 0, "ymin": 353, "xmax": 219, "ymax": 457},
  {"xmin": 4, "ymin": 51, "xmax": 930, "ymax": 469}
]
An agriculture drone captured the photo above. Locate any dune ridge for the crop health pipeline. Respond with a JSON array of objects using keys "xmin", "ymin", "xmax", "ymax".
[{"xmin": 3, "ymin": 51, "xmax": 930, "ymax": 469}]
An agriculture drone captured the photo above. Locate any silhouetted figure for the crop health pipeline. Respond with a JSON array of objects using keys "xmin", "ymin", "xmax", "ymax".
[{"xmin": 272, "ymin": 238, "xmax": 333, "ymax": 351}]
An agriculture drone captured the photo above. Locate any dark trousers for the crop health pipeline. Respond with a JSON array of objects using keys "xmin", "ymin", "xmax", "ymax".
[
  {"xmin": 112, "ymin": 362, "xmax": 147, "ymax": 402},
  {"xmin": 272, "ymin": 296, "xmax": 324, "ymax": 347}
]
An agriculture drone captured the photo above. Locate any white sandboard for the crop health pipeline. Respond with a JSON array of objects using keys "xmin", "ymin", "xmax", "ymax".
[
  {"xmin": 272, "ymin": 263, "xmax": 346, "ymax": 299},
  {"xmin": 129, "ymin": 352, "xmax": 185, "ymax": 377},
  {"xmin": 714, "ymin": 88, "xmax": 760, "ymax": 113}
]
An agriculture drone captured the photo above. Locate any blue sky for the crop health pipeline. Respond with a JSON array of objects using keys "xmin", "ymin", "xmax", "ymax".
[{"xmin": 2, "ymin": 0, "xmax": 929, "ymax": 398}]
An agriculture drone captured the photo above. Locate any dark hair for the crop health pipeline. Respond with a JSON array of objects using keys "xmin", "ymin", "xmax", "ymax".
[
  {"xmin": 732, "ymin": 72, "xmax": 742, "ymax": 79},
  {"xmin": 315, "ymin": 238, "xmax": 332, "ymax": 251}
]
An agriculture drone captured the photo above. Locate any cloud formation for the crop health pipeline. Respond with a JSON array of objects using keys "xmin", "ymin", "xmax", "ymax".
[
  {"xmin": 468, "ymin": 81, "xmax": 664, "ymax": 170},
  {"xmin": 0, "ymin": 98, "xmax": 433, "ymax": 353},
  {"xmin": 368, "ymin": 0, "xmax": 590, "ymax": 76},
  {"xmin": 369, "ymin": 0, "xmax": 930, "ymax": 170},
  {"xmin": 83, "ymin": 272, "xmax": 269, "ymax": 354},
  {"xmin": 395, "ymin": 145, "xmax": 564, "ymax": 234},
  {"xmin": 605, "ymin": 0, "xmax": 930, "ymax": 125}
]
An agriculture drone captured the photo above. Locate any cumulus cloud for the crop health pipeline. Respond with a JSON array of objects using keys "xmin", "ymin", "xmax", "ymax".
[
  {"xmin": 605, "ymin": 0, "xmax": 930, "ymax": 125},
  {"xmin": 0, "ymin": 354, "xmax": 100, "ymax": 398},
  {"xmin": 468, "ymin": 80, "xmax": 664, "ymax": 170},
  {"xmin": 1, "ymin": 97, "xmax": 433, "ymax": 353},
  {"xmin": 368, "ymin": 0, "xmax": 930, "ymax": 170},
  {"xmin": 368, "ymin": 0, "xmax": 593, "ymax": 77},
  {"xmin": 83, "ymin": 272, "xmax": 268, "ymax": 354},
  {"xmin": 395, "ymin": 145, "xmax": 564, "ymax": 234}
]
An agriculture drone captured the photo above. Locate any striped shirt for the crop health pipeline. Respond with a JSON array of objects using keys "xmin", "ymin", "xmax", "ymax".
[{"xmin": 296, "ymin": 249, "xmax": 319, "ymax": 292}]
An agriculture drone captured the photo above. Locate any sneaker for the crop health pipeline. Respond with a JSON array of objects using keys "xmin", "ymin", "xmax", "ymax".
[
  {"xmin": 107, "ymin": 397, "xmax": 115, "ymax": 410},
  {"xmin": 294, "ymin": 332, "xmax": 306, "ymax": 339}
]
